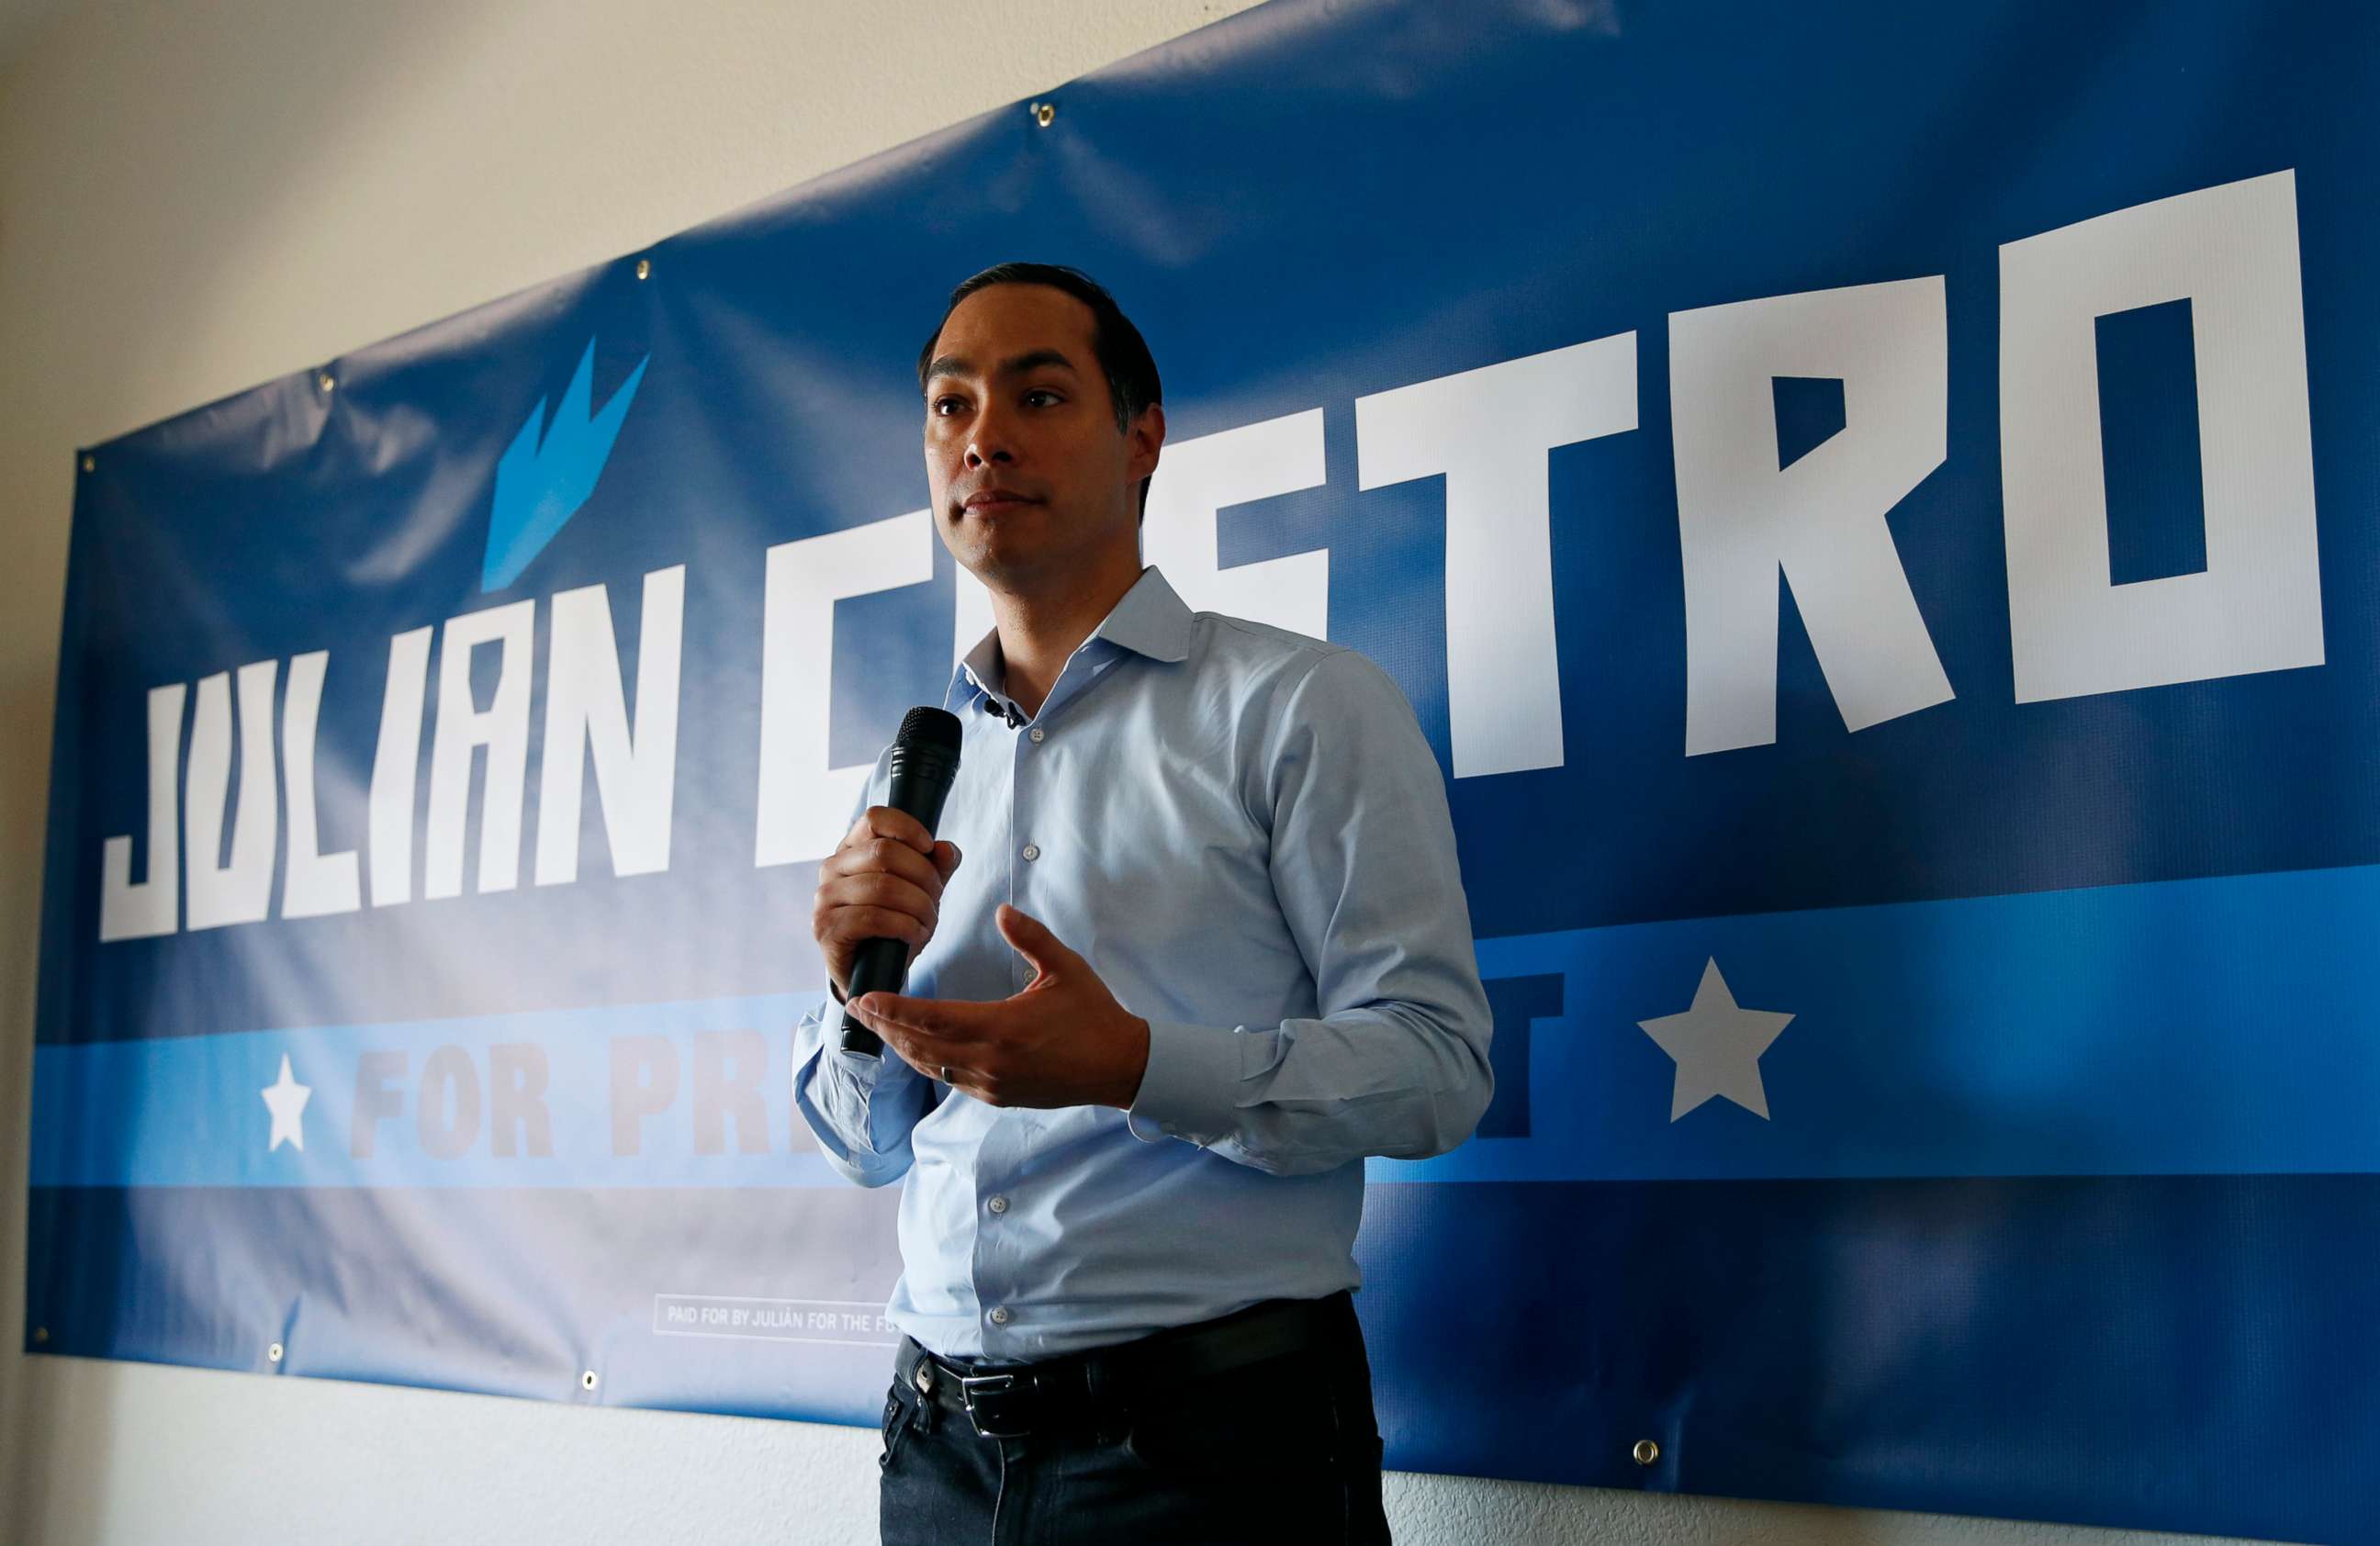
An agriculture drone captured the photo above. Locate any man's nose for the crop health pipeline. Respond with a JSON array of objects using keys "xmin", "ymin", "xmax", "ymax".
[{"xmin": 964, "ymin": 402, "xmax": 1017, "ymax": 467}]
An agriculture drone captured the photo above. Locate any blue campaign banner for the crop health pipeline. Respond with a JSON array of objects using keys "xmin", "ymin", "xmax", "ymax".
[{"xmin": 27, "ymin": 0, "xmax": 2380, "ymax": 1538}]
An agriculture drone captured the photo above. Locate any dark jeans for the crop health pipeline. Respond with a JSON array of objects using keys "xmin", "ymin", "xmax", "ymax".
[{"xmin": 877, "ymin": 1295, "xmax": 1392, "ymax": 1545}]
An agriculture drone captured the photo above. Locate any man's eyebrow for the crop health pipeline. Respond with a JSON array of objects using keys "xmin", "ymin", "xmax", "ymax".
[
  {"xmin": 923, "ymin": 348, "xmax": 1081, "ymax": 385},
  {"xmin": 999, "ymin": 348, "xmax": 1079, "ymax": 377}
]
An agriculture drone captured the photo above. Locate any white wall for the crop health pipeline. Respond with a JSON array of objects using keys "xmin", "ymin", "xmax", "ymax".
[{"xmin": 0, "ymin": 2, "xmax": 2292, "ymax": 1541}]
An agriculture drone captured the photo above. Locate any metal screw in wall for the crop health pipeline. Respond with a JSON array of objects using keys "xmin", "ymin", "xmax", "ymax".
[
  {"xmin": 581, "ymin": 1370, "xmax": 600, "ymax": 1392},
  {"xmin": 268, "ymin": 1342, "xmax": 284, "ymax": 1364},
  {"xmin": 635, "ymin": 258, "xmax": 651, "ymax": 281},
  {"xmin": 318, "ymin": 373, "xmax": 335, "ymax": 393},
  {"xmin": 32, "ymin": 1327, "xmax": 47, "ymax": 1344},
  {"xmin": 79, "ymin": 455, "xmax": 93, "ymax": 473},
  {"xmin": 1032, "ymin": 100, "xmax": 1056, "ymax": 128},
  {"xmin": 1633, "ymin": 1439, "xmax": 1660, "ymax": 1466}
]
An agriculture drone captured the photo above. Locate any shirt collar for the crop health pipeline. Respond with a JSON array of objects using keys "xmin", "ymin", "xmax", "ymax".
[
  {"xmin": 946, "ymin": 565, "xmax": 1196, "ymax": 711},
  {"xmin": 1089, "ymin": 564, "xmax": 1196, "ymax": 665}
]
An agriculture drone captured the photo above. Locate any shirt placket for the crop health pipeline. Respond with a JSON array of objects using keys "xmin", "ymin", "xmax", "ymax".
[
  {"xmin": 961, "ymin": 694, "xmax": 1022, "ymax": 1350},
  {"xmin": 968, "ymin": 643, "xmax": 1112, "ymax": 1351}
]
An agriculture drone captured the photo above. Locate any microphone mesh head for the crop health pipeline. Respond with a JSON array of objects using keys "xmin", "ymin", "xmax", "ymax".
[{"xmin": 895, "ymin": 706, "xmax": 963, "ymax": 756}]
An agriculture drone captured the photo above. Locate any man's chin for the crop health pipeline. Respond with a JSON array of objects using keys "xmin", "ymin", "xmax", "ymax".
[{"xmin": 953, "ymin": 543, "xmax": 1046, "ymax": 595}]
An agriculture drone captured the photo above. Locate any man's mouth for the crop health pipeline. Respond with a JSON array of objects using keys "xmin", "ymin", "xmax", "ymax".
[{"xmin": 961, "ymin": 490, "xmax": 1040, "ymax": 514}]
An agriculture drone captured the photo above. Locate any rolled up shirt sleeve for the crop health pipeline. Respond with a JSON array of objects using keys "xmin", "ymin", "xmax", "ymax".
[
  {"xmin": 1125, "ymin": 646, "xmax": 1495, "ymax": 1176},
  {"xmin": 792, "ymin": 993, "xmax": 937, "ymax": 1186},
  {"xmin": 788, "ymin": 769, "xmax": 939, "ymax": 1187}
]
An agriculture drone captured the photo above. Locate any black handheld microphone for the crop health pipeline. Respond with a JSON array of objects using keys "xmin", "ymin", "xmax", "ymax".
[{"xmin": 837, "ymin": 706, "xmax": 964, "ymax": 1058}]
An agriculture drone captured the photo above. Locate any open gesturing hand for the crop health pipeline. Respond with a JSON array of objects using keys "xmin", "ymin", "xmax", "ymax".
[{"xmin": 845, "ymin": 903, "xmax": 1151, "ymax": 1110}]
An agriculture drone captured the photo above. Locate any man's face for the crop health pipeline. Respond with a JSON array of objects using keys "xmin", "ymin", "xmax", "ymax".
[{"xmin": 922, "ymin": 283, "xmax": 1161, "ymax": 591}]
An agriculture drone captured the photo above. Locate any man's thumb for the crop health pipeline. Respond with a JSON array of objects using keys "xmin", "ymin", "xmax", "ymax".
[{"xmin": 997, "ymin": 903, "xmax": 1071, "ymax": 975}]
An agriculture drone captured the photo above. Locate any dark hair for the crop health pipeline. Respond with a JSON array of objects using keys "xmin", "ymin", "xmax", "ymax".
[{"xmin": 918, "ymin": 263, "xmax": 1162, "ymax": 519}]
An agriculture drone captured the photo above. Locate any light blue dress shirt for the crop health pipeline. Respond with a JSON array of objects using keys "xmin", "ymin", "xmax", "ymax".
[{"xmin": 791, "ymin": 565, "xmax": 1493, "ymax": 1361}]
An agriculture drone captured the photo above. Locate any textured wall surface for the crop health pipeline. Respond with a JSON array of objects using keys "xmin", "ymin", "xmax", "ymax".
[{"xmin": 0, "ymin": 1, "xmax": 2293, "ymax": 1541}]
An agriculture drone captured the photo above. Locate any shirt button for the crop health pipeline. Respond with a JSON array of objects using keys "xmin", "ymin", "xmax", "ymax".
[
  {"xmin": 988, "ymin": 1306, "xmax": 1011, "ymax": 1326},
  {"xmin": 987, "ymin": 1195, "xmax": 1009, "ymax": 1216},
  {"xmin": 1028, "ymin": 727, "xmax": 1045, "ymax": 744},
  {"xmin": 1021, "ymin": 843, "xmax": 1040, "ymax": 862}
]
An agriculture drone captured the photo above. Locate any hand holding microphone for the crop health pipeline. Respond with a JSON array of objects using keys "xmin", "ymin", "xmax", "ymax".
[
  {"xmin": 813, "ymin": 705, "xmax": 1151, "ymax": 1104},
  {"xmin": 814, "ymin": 708, "xmax": 964, "ymax": 1058}
]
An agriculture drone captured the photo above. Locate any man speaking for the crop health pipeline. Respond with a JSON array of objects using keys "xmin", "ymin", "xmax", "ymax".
[{"xmin": 791, "ymin": 263, "xmax": 1494, "ymax": 1544}]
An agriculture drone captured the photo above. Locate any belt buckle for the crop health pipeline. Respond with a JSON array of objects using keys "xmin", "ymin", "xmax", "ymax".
[{"xmin": 960, "ymin": 1371, "xmax": 1034, "ymax": 1439}]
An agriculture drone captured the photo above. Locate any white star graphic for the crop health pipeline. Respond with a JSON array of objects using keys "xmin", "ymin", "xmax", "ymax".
[
  {"xmin": 261, "ymin": 1053, "xmax": 312, "ymax": 1153},
  {"xmin": 1636, "ymin": 958, "xmax": 1795, "ymax": 1122}
]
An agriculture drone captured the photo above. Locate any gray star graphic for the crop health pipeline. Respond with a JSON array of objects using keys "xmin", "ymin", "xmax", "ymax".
[{"xmin": 1636, "ymin": 958, "xmax": 1795, "ymax": 1121}]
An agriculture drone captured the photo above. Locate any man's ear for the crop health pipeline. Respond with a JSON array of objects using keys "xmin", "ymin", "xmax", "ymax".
[{"xmin": 1127, "ymin": 401, "xmax": 1165, "ymax": 487}]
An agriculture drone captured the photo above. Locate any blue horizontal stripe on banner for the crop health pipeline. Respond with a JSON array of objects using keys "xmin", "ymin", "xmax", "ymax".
[
  {"xmin": 29, "ymin": 994, "xmax": 848, "ymax": 1189},
  {"xmin": 32, "ymin": 858, "xmax": 2380, "ymax": 1188},
  {"xmin": 1391, "ymin": 857, "xmax": 2380, "ymax": 1183}
]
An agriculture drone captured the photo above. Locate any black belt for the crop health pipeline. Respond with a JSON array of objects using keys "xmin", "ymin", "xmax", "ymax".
[{"xmin": 897, "ymin": 1290, "xmax": 1351, "ymax": 1440}]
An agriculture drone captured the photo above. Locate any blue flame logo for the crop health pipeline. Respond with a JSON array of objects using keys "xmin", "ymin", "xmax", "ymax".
[{"xmin": 481, "ymin": 339, "xmax": 649, "ymax": 591}]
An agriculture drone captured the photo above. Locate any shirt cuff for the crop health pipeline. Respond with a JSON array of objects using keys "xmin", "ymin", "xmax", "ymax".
[
  {"xmin": 826, "ymin": 1008, "xmax": 907, "ymax": 1077},
  {"xmin": 1124, "ymin": 1019, "xmax": 1245, "ymax": 1145},
  {"xmin": 809, "ymin": 990, "xmax": 901, "ymax": 1078}
]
